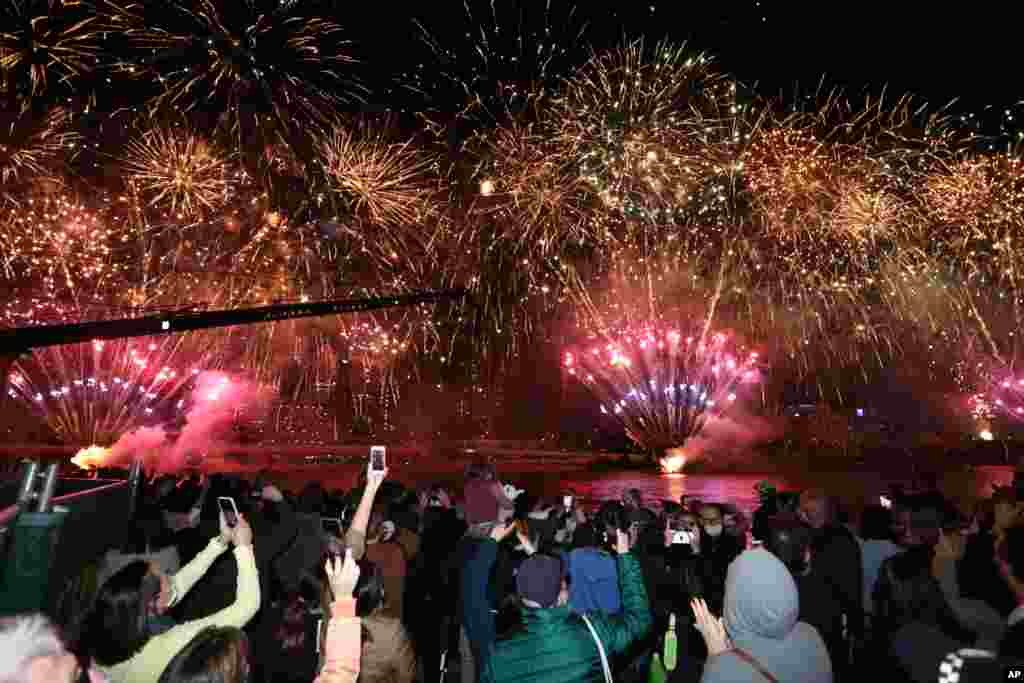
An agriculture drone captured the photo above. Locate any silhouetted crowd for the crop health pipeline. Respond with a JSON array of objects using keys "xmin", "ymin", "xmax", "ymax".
[{"xmin": 5, "ymin": 461, "xmax": 1024, "ymax": 682}]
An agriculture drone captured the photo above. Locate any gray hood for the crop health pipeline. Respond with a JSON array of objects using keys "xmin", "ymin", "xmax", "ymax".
[{"xmin": 724, "ymin": 548, "xmax": 799, "ymax": 641}]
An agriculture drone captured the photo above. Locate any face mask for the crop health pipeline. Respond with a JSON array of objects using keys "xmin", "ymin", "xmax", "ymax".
[{"xmin": 704, "ymin": 523, "xmax": 723, "ymax": 537}]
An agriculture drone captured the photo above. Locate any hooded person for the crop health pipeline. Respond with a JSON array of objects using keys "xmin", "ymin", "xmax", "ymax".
[
  {"xmin": 699, "ymin": 548, "xmax": 832, "ymax": 683},
  {"xmin": 483, "ymin": 528, "xmax": 652, "ymax": 683}
]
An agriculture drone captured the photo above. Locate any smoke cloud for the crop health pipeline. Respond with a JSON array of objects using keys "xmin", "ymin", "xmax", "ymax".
[
  {"xmin": 686, "ymin": 407, "xmax": 784, "ymax": 463},
  {"xmin": 107, "ymin": 371, "xmax": 275, "ymax": 473}
]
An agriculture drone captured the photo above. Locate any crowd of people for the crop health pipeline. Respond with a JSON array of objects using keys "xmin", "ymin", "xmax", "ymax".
[{"xmin": 5, "ymin": 460, "xmax": 1024, "ymax": 682}]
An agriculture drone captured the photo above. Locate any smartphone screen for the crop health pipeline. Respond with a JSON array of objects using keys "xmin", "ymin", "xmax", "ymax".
[
  {"xmin": 217, "ymin": 496, "xmax": 238, "ymax": 527},
  {"xmin": 672, "ymin": 530, "xmax": 692, "ymax": 545},
  {"xmin": 879, "ymin": 495, "xmax": 892, "ymax": 509},
  {"xmin": 370, "ymin": 446, "xmax": 386, "ymax": 471},
  {"xmin": 322, "ymin": 517, "xmax": 342, "ymax": 536},
  {"xmin": 315, "ymin": 618, "xmax": 324, "ymax": 653},
  {"xmin": 563, "ymin": 495, "xmax": 573, "ymax": 509}
]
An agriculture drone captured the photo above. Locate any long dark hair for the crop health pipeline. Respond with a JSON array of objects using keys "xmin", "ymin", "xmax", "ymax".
[
  {"xmin": 158, "ymin": 626, "xmax": 250, "ymax": 683},
  {"xmin": 80, "ymin": 561, "xmax": 155, "ymax": 666},
  {"xmin": 874, "ymin": 546, "xmax": 975, "ymax": 644},
  {"xmin": 353, "ymin": 560, "xmax": 385, "ymax": 617},
  {"xmin": 274, "ymin": 592, "xmax": 310, "ymax": 653}
]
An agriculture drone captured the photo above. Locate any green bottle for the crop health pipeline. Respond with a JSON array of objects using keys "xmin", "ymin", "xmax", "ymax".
[
  {"xmin": 648, "ymin": 653, "xmax": 667, "ymax": 683},
  {"xmin": 663, "ymin": 612, "xmax": 678, "ymax": 672}
]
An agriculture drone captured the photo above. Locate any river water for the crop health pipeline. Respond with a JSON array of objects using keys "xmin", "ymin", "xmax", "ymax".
[{"xmin": 241, "ymin": 453, "xmax": 1017, "ymax": 517}]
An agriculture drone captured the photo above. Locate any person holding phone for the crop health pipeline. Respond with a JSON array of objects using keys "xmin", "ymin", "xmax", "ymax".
[
  {"xmin": 343, "ymin": 461, "xmax": 389, "ymax": 561},
  {"xmin": 82, "ymin": 509, "xmax": 260, "ymax": 683}
]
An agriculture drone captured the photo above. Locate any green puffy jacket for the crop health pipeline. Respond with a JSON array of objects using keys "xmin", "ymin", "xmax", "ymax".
[{"xmin": 482, "ymin": 552, "xmax": 652, "ymax": 683}]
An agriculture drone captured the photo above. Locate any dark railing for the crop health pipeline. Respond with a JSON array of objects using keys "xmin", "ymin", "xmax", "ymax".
[{"xmin": 0, "ymin": 289, "xmax": 467, "ymax": 353}]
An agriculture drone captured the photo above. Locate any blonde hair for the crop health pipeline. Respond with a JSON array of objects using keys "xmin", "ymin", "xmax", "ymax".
[{"xmin": 0, "ymin": 614, "xmax": 65, "ymax": 683}]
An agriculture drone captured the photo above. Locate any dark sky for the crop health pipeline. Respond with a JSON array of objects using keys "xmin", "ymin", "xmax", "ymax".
[{"xmin": 350, "ymin": 1, "xmax": 1020, "ymax": 132}]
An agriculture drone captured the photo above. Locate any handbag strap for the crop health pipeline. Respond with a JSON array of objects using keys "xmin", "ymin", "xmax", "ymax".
[
  {"xmin": 730, "ymin": 648, "xmax": 779, "ymax": 683},
  {"xmin": 579, "ymin": 613, "xmax": 614, "ymax": 683}
]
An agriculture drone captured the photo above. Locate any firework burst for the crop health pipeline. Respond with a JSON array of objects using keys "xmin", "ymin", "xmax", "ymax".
[
  {"xmin": 101, "ymin": 0, "xmax": 364, "ymax": 143},
  {"xmin": 0, "ymin": 192, "xmax": 130, "ymax": 306},
  {"xmin": 121, "ymin": 124, "xmax": 233, "ymax": 222},
  {"xmin": 468, "ymin": 119, "xmax": 594, "ymax": 259},
  {"xmin": 7, "ymin": 336, "xmax": 209, "ymax": 446},
  {"xmin": 315, "ymin": 122, "xmax": 442, "ymax": 240},
  {"xmin": 0, "ymin": 0, "xmax": 103, "ymax": 99},
  {"xmin": 0, "ymin": 102, "xmax": 78, "ymax": 204},
  {"xmin": 406, "ymin": 0, "xmax": 589, "ymax": 121},
  {"xmin": 563, "ymin": 323, "xmax": 761, "ymax": 455},
  {"xmin": 554, "ymin": 39, "xmax": 742, "ymax": 236}
]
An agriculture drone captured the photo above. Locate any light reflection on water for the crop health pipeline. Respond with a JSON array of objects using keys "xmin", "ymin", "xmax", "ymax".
[
  {"xmin": 526, "ymin": 466, "xmax": 1016, "ymax": 516},
  {"xmin": 266, "ymin": 460, "xmax": 1016, "ymax": 517}
]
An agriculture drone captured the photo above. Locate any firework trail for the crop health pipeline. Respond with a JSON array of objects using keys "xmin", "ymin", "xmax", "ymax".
[
  {"xmin": 406, "ymin": 0, "xmax": 589, "ymax": 122},
  {"xmin": 554, "ymin": 39, "xmax": 742, "ymax": 239},
  {"xmin": 121, "ymin": 124, "xmax": 234, "ymax": 222},
  {"xmin": 314, "ymin": 119, "xmax": 445, "ymax": 262},
  {"xmin": 563, "ymin": 323, "xmax": 761, "ymax": 454},
  {"xmin": 7, "ymin": 335, "xmax": 212, "ymax": 446},
  {"xmin": 0, "ymin": 0, "xmax": 103, "ymax": 100},
  {"xmin": 100, "ymin": 0, "xmax": 365, "ymax": 145},
  {"xmin": 0, "ymin": 102, "xmax": 78, "ymax": 205}
]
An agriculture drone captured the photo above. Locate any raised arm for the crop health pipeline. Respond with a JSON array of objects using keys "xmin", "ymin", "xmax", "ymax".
[
  {"xmin": 166, "ymin": 536, "xmax": 230, "ymax": 608},
  {"xmin": 344, "ymin": 467, "xmax": 387, "ymax": 561},
  {"xmin": 589, "ymin": 529, "xmax": 652, "ymax": 657},
  {"xmin": 159, "ymin": 514, "xmax": 261, "ymax": 667},
  {"xmin": 316, "ymin": 551, "xmax": 363, "ymax": 683}
]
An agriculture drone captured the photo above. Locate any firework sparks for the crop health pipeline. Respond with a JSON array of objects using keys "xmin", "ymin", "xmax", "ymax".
[
  {"xmin": 564, "ymin": 324, "xmax": 761, "ymax": 455},
  {"xmin": 121, "ymin": 125, "xmax": 233, "ymax": 221},
  {"xmin": 406, "ymin": 0, "xmax": 588, "ymax": 120},
  {"xmin": 467, "ymin": 120, "xmax": 594, "ymax": 258},
  {"xmin": 0, "ymin": 103, "xmax": 78, "ymax": 204},
  {"xmin": 0, "ymin": 192, "xmax": 130, "ymax": 300},
  {"xmin": 100, "ymin": 0, "xmax": 364, "ymax": 140},
  {"xmin": 316, "ymin": 122, "xmax": 441, "ymax": 236},
  {"xmin": 0, "ymin": 0, "xmax": 103, "ymax": 98},
  {"xmin": 554, "ymin": 39, "xmax": 741, "ymax": 234},
  {"xmin": 7, "ymin": 336, "xmax": 209, "ymax": 446},
  {"xmin": 72, "ymin": 444, "xmax": 111, "ymax": 470}
]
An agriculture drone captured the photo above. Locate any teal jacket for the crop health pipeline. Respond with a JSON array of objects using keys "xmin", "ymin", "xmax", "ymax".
[{"xmin": 483, "ymin": 553, "xmax": 651, "ymax": 683}]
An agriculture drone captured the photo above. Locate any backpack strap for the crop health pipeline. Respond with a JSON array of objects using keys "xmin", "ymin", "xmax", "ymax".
[{"xmin": 730, "ymin": 648, "xmax": 779, "ymax": 683}]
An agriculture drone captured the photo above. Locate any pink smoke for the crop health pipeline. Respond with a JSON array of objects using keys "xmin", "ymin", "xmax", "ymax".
[
  {"xmin": 108, "ymin": 371, "xmax": 275, "ymax": 474},
  {"xmin": 685, "ymin": 407, "xmax": 784, "ymax": 463}
]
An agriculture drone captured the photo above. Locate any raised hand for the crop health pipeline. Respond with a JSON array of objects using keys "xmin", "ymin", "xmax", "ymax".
[
  {"xmin": 232, "ymin": 514, "xmax": 253, "ymax": 547},
  {"xmin": 326, "ymin": 549, "xmax": 361, "ymax": 600},
  {"xmin": 691, "ymin": 598, "xmax": 731, "ymax": 656}
]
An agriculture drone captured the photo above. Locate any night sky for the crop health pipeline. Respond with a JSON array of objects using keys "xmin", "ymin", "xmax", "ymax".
[{"xmin": 346, "ymin": 0, "xmax": 1021, "ymax": 124}]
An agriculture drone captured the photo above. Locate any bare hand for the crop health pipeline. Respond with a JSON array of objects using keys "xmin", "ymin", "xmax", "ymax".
[
  {"xmin": 490, "ymin": 522, "xmax": 517, "ymax": 543},
  {"xmin": 366, "ymin": 467, "xmax": 388, "ymax": 490},
  {"xmin": 691, "ymin": 598, "xmax": 730, "ymax": 656},
  {"xmin": 326, "ymin": 549, "xmax": 360, "ymax": 601},
  {"xmin": 515, "ymin": 527, "xmax": 537, "ymax": 555},
  {"xmin": 616, "ymin": 528, "xmax": 631, "ymax": 554},
  {"xmin": 232, "ymin": 514, "xmax": 253, "ymax": 547}
]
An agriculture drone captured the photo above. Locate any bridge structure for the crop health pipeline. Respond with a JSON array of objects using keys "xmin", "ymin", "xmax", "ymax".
[{"xmin": 0, "ymin": 289, "xmax": 467, "ymax": 614}]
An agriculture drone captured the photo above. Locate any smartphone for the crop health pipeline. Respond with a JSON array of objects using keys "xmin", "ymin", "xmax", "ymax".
[
  {"xmin": 563, "ymin": 495, "xmax": 573, "ymax": 509},
  {"xmin": 672, "ymin": 530, "xmax": 693, "ymax": 545},
  {"xmin": 217, "ymin": 496, "xmax": 239, "ymax": 528},
  {"xmin": 322, "ymin": 517, "xmax": 342, "ymax": 536},
  {"xmin": 315, "ymin": 617, "xmax": 324, "ymax": 654},
  {"xmin": 879, "ymin": 495, "xmax": 892, "ymax": 509},
  {"xmin": 370, "ymin": 445, "xmax": 386, "ymax": 471}
]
